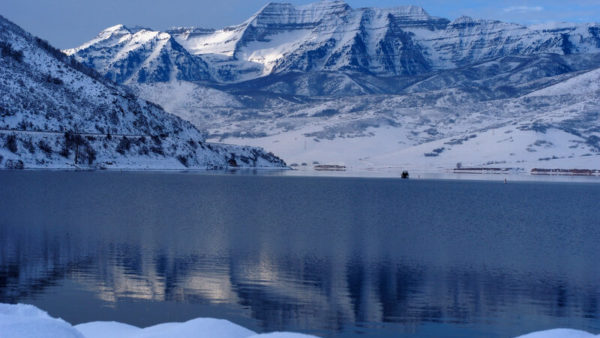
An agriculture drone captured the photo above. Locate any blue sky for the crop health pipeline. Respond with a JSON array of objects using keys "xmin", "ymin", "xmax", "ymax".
[{"xmin": 1, "ymin": 0, "xmax": 599, "ymax": 49}]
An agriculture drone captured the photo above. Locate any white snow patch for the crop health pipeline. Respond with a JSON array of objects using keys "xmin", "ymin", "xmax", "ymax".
[
  {"xmin": 516, "ymin": 328, "xmax": 600, "ymax": 338},
  {"xmin": 0, "ymin": 303, "xmax": 84, "ymax": 338},
  {"xmin": 76, "ymin": 318, "xmax": 255, "ymax": 338},
  {"xmin": 240, "ymin": 29, "xmax": 313, "ymax": 75},
  {"xmin": 174, "ymin": 27, "xmax": 243, "ymax": 56},
  {"xmin": 0, "ymin": 303, "xmax": 318, "ymax": 338}
]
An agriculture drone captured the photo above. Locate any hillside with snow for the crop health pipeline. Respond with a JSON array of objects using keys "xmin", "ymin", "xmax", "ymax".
[
  {"xmin": 65, "ymin": 0, "xmax": 600, "ymax": 173},
  {"xmin": 0, "ymin": 15, "xmax": 285, "ymax": 170}
]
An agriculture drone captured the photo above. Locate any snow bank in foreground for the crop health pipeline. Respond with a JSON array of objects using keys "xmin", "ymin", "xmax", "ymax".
[
  {"xmin": 2, "ymin": 303, "xmax": 598, "ymax": 338},
  {"xmin": 0, "ymin": 303, "xmax": 317, "ymax": 338},
  {"xmin": 516, "ymin": 329, "xmax": 600, "ymax": 338},
  {"xmin": 0, "ymin": 304, "xmax": 83, "ymax": 338}
]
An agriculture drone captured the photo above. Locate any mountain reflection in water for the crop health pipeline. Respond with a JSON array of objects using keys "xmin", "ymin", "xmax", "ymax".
[{"xmin": 0, "ymin": 171, "xmax": 599, "ymax": 337}]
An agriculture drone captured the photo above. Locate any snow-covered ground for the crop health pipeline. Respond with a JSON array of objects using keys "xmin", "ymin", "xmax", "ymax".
[
  {"xmin": 516, "ymin": 329, "xmax": 600, "ymax": 338},
  {"xmin": 0, "ymin": 303, "xmax": 316, "ymax": 338},
  {"xmin": 217, "ymin": 124, "xmax": 600, "ymax": 173},
  {"xmin": 1, "ymin": 303, "xmax": 597, "ymax": 338}
]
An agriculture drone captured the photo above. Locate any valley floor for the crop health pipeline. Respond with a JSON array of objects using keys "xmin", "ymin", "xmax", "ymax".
[{"xmin": 215, "ymin": 124, "xmax": 600, "ymax": 176}]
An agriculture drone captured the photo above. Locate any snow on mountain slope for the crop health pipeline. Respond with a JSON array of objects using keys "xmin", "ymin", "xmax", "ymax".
[
  {"xmin": 416, "ymin": 18, "xmax": 600, "ymax": 69},
  {"xmin": 527, "ymin": 66, "xmax": 600, "ymax": 97},
  {"xmin": 67, "ymin": 1, "xmax": 600, "ymax": 92},
  {"xmin": 69, "ymin": 1, "xmax": 600, "ymax": 83},
  {"xmin": 154, "ymin": 2, "xmax": 447, "ymax": 80},
  {"xmin": 197, "ymin": 73, "xmax": 600, "ymax": 171},
  {"xmin": 64, "ymin": 24, "xmax": 213, "ymax": 84},
  {"xmin": 63, "ymin": 1, "xmax": 600, "ymax": 172},
  {"xmin": 121, "ymin": 62, "xmax": 600, "ymax": 172},
  {"xmin": 0, "ymin": 15, "xmax": 285, "ymax": 169},
  {"xmin": 130, "ymin": 81, "xmax": 243, "ymax": 128}
]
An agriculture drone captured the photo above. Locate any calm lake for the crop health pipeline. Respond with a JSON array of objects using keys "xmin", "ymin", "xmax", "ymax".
[{"xmin": 0, "ymin": 171, "xmax": 599, "ymax": 337}]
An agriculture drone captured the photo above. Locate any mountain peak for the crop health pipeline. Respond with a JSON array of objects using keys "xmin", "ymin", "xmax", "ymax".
[
  {"xmin": 98, "ymin": 24, "xmax": 142, "ymax": 42},
  {"xmin": 450, "ymin": 16, "xmax": 476, "ymax": 25},
  {"xmin": 391, "ymin": 5, "xmax": 429, "ymax": 17},
  {"xmin": 300, "ymin": 0, "xmax": 351, "ymax": 12},
  {"xmin": 254, "ymin": 0, "xmax": 351, "ymax": 17},
  {"xmin": 313, "ymin": 0, "xmax": 348, "ymax": 6},
  {"xmin": 243, "ymin": 0, "xmax": 352, "ymax": 31},
  {"xmin": 69, "ymin": 1, "xmax": 600, "ymax": 82},
  {"xmin": 103, "ymin": 24, "xmax": 125, "ymax": 32},
  {"xmin": 97, "ymin": 24, "xmax": 155, "ymax": 39},
  {"xmin": 63, "ymin": 24, "xmax": 131, "ymax": 55},
  {"xmin": 97, "ymin": 24, "xmax": 130, "ymax": 38}
]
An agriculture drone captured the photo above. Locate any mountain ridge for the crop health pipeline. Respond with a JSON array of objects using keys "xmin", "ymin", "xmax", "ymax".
[
  {"xmin": 64, "ymin": 2, "xmax": 600, "ymax": 171},
  {"xmin": 67, "ymin": 1, "xmax": 600, "ymax": 83},
  {"xmin": 0, "ymin": 14, "xmax": 286, "ymax": 169}
]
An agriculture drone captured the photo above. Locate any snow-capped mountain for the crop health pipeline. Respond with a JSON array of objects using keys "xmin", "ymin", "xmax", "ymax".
[
  {"xmin": 65, "ymin": 1, "xmax": 600, "ymax": 172},
  {"xmin": 68, "ymin": 1, "xmax": 600, "ymax": 83},
  {"xmin": 0, "ymin": 15, "xmax": 285, "ymax": 169},
  {"xmin": 64, "ymin": 24, "xmax": 213, "ymax": 84}
]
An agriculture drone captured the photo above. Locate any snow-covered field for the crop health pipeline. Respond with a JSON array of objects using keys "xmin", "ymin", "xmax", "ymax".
[{"xmin": 217, "ymin": 124, "xmax": 600, "ymax": 173}]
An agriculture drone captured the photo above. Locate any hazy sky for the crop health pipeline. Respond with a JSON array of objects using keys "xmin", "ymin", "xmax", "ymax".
[{"xmin": 1, "ymin": 0, "xmax": 599, "ymax": 49}]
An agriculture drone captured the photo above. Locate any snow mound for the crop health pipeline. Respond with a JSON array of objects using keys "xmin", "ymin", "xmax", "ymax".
[
  {"xmin": 76, "ymin": 318, "xmax": 255, "ymax": 338},
  {"xmin": 516, "ymin": 328, "xmax": 600, "ymax": 338},
  {"xmin": 0, "ymin": 304, "xmax": 84, "ymax": 338},
  {"xmin": 73, "ymin": 322, "xmax": 141, "ymax": 338},
  {"xmin": 0, "ymin": 304, "xmax": 317, "ymax": 338}
]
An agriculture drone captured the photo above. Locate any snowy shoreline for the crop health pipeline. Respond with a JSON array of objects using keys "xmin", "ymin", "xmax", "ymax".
[
  {"xmin": 1, "ymin": 166, "xmax": 600, "ymax": 184},
  {"xmin": 283, "ymin": 169, "xmax": 600, "ymax": 184},
  {"xmin": 0, "ymin": 303, "xmax": 317, "ymax": 338},
  {"xmin": 1, "ymin": 303, "xmax": 597, "ymax": 338}
]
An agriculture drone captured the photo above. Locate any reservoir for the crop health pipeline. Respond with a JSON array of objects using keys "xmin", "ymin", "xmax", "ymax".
[{"xmin": 0, "ymin": 171, "xmax": 599, "ymax": 337}]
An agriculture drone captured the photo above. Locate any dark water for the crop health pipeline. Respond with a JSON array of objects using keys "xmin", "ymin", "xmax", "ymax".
[{"xmin": 0, "ymin": 171, "xmax": 599, "ymax": 337}]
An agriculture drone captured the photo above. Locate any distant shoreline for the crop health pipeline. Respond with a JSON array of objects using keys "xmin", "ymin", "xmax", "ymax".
[{"xmin": 2, "ymin": 167, "xmax": 599, "ymax": 184}]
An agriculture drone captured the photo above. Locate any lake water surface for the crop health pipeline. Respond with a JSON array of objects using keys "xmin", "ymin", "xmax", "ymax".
[{"xmin": 0, "ymin": 171, "xmax": 599, "ymax": 337}]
